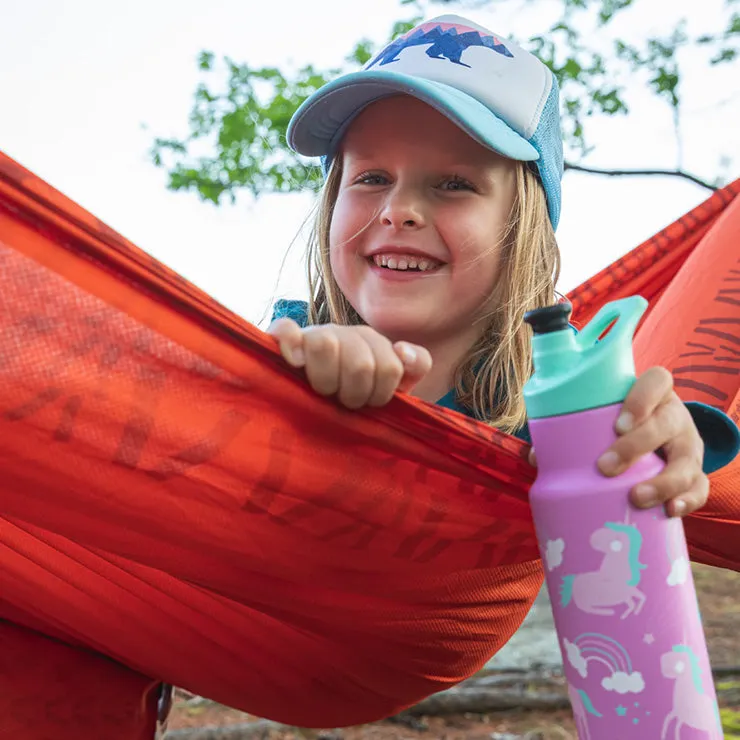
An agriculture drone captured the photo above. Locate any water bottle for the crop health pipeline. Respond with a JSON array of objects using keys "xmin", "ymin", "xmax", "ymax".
[{"xmin": 522, "ymin": 296, "xmax": 721, "ymax": 740}]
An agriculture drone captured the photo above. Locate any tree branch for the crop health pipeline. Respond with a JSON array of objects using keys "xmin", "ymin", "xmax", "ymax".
[
  {"xmin": 163, "ymin": 720, "xmax": 284, "ymax": 740},
  {"xmin": 564, "ymin": 162, "xmax": 718, "ymax": 191}
]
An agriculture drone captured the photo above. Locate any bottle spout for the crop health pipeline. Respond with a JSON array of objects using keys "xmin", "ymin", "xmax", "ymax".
[
  {"xmin": 525, "ymin": 302, "xmax": 572, "ymax": 335},
  {"xmin": 524, "ymin": 302, "xmax": 579, "ymax": 379}
]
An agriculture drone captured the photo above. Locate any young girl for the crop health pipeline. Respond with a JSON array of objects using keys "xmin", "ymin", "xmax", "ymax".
[{"xmin": 268, "ymin": 13, "xmax": 739, "ymax": 514}]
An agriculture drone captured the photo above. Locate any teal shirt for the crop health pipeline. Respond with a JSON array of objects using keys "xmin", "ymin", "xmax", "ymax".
[{"xmin": 272, "ymin": 299, "xmax": 740, "ymax": 474}]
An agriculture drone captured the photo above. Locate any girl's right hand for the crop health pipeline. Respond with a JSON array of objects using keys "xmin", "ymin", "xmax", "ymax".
[{"xmin": 267, "ymin": 318, "xmax": 432, "ymax": 409}]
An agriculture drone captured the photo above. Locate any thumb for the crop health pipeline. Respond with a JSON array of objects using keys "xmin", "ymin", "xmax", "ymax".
[
  {"xmin": 267, "ymin": 318, "xmax": 306, "ymax": 367},
  {"xmin": 393, "ymin": 341, "xmax": 432, "ymax": 392}
]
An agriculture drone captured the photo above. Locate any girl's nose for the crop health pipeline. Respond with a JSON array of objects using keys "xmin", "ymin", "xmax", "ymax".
[{"xmin": 378, "ymin": 187, "xmax": 426, "ymax": 229}]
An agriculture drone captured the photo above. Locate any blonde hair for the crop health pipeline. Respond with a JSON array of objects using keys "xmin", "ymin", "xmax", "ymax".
[{"xmin": 304, "ymin": 157, "xmax": 561, "ymax": 434}]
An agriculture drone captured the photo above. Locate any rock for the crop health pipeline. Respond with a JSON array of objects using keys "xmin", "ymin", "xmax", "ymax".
[{"xmin": 485, "ymin": 586, "xmax": 562, "ymax": 671}]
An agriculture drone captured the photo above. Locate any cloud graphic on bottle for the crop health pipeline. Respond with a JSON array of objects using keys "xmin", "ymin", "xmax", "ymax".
[
  {"xmin": 601, "ymin": 671, "xmax": 645, "ymax": 694},
  {"xmin": 667, "ymin": 555, "xmax": 689, "ymax": 586},
  {"xmin": 563, "ymin": 638, "xmax": 588, "ymax": 678},
  {"xmin": 545, "ymin": 538, "xmax": 565, "ymax": 571}
]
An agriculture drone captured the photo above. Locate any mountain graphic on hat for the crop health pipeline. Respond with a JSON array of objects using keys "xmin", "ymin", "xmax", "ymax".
[{"xmin": 367, "ymin": 20, "xmax": 514, "ymax": 69}]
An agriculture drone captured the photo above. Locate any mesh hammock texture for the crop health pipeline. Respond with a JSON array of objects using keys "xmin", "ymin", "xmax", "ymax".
[{"xmin": 0, "ymin": 151, "xmax": 738, "ymax": 739}]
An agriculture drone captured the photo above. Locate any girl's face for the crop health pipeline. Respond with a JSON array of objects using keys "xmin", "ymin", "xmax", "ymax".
[{"xmin": 329, "ymin": 95, "xmax": 518, "ymax": 347}]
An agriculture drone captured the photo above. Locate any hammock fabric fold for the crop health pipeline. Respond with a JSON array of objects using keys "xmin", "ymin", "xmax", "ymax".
[{"xmin": 0, "ymin": 151, "xmax": 738, "ymax": 739}]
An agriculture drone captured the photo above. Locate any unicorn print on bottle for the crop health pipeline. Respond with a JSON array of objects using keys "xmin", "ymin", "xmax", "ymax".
[
  {"xmin": 660, "ymin": 637, "xmax": 723, "ymax": 739},
  {"xmin": 560, "ymin": 519, "xmax": 647, "ymax": 619},
  {"xmin": 567, "ymin": 683, "xmax": 602, "ymax": 740}
]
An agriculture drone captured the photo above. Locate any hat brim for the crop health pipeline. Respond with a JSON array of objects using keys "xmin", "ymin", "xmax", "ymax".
[{"xmin": 287, "ymin": 69, "xmax": 539, "ymax": 164}]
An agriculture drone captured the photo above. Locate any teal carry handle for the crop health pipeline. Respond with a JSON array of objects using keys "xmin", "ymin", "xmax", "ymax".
[
  {"xmin": 576, "ymin": 296, "xmax": 647, "ymax": 354},
  {"xmin": 524, "ymin": 296, "xmax": 649, "ymax": 419}
]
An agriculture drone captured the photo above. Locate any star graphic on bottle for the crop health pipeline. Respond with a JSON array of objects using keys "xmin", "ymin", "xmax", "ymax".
[
  {"xmin": 643, "ymin": 633, "xmax": 655, "ymax": 644},
  {"xmin": 616, "ymin": 705, "xmax": 627, "ymax": 716}
]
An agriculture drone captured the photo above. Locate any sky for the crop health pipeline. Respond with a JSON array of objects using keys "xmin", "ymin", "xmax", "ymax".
[{"xmin": 1, "ymin": 0, "xmax": 738, "ymax": 326}]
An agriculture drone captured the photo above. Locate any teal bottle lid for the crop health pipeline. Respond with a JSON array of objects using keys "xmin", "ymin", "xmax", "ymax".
[{"xmin": 523, "ymin": 296, "xmax": 648, "ymax": 419}]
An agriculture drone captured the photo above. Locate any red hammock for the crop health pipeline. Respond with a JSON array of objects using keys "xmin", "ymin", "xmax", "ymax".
[{"xmin": 0, "ymin": 151, "xmax": 738, "ymax": 739}]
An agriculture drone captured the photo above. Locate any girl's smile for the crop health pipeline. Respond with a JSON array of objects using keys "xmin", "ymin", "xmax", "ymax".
[{"xmin": 366, "ymin": 245, "xmax": 446, "ymax": 279}]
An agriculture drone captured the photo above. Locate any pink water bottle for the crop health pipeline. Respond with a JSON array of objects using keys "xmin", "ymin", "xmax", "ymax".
[{"xmin": 523, "ymin": 297, "xmax": 721, "ymax": 740}]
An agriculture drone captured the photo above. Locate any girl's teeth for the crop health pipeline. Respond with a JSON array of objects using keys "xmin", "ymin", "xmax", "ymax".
[{"xmin": 372, "ymin": 254, "xmax": 438, "ymax": 271}]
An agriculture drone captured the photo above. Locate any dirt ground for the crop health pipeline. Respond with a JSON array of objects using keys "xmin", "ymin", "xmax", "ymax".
[{"xmin": 166, "ymin": 563, "xmax": 740, "ymax": 739}]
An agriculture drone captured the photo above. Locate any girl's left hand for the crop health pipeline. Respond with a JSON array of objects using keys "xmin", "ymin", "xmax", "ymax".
[{"xmin": 529, "ymin": 366, "xmax": 709, "ymax": 517}]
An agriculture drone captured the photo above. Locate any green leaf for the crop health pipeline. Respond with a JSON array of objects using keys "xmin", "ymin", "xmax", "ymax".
[
  {"xmin": 711, "ymin": 46, "xmax": 738, "ymax": 62},
  {"xmin": 392, "ymin": 18, "xmax": 421, "ymax": 38},
  {"xmin": 198, "ymin": 51, "xmax": 214, "ymax": 71},
  {"xmin": 598, "ymin": 0, "xmax": 635, "ymax": 25},
  {"xmin": 650, "ymin": 68, "xmax": 680, "ymax": 107},
  {"xmin": 592, "ymin": 88, "xmax": 629, "ymax": 114},
  {"xmin": 348, "ymin": 40, "xmax": 374, "ymax": 66},
  {"xmin": 561, "ymin": 57, "xmax": 583, "ymax": 79}
]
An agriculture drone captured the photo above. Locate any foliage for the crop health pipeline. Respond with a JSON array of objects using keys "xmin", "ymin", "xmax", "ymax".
[
  {"xmin": 721, "ymin": 707, "xmax": 740, "ymax": 736},
  {"xmin": 150, "ymin": 0, "xmax": 740, "ymax": 204}
]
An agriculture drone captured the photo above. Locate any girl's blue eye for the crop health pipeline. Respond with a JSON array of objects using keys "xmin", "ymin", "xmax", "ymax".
[
  {"xmin": 356, "ymin": 173, "xmax": 386, "ymax": 185},
  {"xmin": 440, "ymin": 176, "xmax": 474, "ymax": 192}
]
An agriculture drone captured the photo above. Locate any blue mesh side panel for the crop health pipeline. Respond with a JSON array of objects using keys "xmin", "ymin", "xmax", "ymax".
[{"xmin": 530, "ymin": 76, "xmax": 564, "ymax": 229}]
